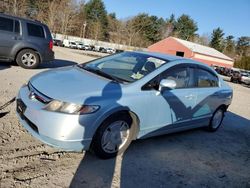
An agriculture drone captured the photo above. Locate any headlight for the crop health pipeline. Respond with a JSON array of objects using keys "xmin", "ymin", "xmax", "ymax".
[{"xmin": 43, "ymin": 100, "xmax": 99, "ymax": 114}]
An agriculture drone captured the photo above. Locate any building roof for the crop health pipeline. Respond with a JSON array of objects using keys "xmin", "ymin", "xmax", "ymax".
[
  {"xmin": 135, "ymin": 51, "xmax": 186, "ymax": 61},
  {"xmin": 172, "ymin": 37, "xmax": 233, "ymax": 61}
]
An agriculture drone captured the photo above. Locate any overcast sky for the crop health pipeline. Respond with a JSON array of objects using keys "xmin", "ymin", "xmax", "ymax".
[{"xmin": 102, "ymin": 0, "xmax": 250, "ymax": 39}]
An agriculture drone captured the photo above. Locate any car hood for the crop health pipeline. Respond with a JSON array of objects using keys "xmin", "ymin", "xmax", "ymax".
[{"xmin": 30, "ymin": 66, "xmax": 122, "ymax": 104}]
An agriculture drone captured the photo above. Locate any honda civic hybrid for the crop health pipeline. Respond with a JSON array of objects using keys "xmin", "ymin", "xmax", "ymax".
[{"xmin": 16, "ymin": 51, "xmax": 233, "ymax": 159}]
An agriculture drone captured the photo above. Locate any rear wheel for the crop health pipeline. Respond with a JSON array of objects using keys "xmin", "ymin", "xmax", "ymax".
[
  {"xmin": 16, "ymin": 49, "xmax": 40, "ymax": 69},
  {"xmin": 92, "ymin": 113, "xmax": 134, "ymax": 159},
  {"xmin": 208, "ymin": 107, "xmax": 225, "ymax": 132}
]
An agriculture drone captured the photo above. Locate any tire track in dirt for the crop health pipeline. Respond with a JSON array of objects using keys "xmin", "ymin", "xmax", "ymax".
[
  {"xmin": 0, "ymin": 106, "xmax": 83, "ymax": 187},
  {"xmin": 1, "ymin": 150, "xmax": 82, "ymax": 187}
]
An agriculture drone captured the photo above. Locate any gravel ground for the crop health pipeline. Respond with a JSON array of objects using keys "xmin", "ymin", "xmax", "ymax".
[{"xmin": 0, "ymin": 46, "xmax": 249, "ymax": 188}]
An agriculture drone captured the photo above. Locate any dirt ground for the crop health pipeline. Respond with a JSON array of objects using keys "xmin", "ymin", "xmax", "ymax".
[{"xmin": 0, "ymin": 47, "xmax": 249, "ymax": 188}]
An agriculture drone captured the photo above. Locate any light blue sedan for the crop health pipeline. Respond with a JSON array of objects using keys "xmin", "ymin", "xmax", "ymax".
[{"xmin": 16, "ymin": 51, "xmax": 233, "ymax": 159}]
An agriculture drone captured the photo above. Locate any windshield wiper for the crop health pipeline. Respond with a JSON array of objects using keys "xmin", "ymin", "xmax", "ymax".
[{"xmin": 80, "ymin": 66, "xmax": 124, "ymax": 83}]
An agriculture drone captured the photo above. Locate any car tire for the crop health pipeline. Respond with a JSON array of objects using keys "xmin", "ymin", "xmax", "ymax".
[
  {"xmin": 16, "ymin": 49, "xmax": 40, "ymax": 69},
  {"xmin": 92, "ymin": 113, "xmax": 135, "ymax": 159},
  {"xmin": 208, "ymin": 107, "xmax": 225, "ymax": 132}
]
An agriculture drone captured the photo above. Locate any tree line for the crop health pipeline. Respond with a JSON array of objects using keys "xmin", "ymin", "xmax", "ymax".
[{"xmin": 1, "ymin": 0, "xmax": 249, "ymax": 69}]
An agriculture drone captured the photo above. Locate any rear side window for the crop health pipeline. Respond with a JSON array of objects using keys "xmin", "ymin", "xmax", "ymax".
[
  {"xmin": 196, "ymin": 69, "xmax": 218, "ymax": 87},
  {"xmin": 0, "ymin": 16, "xmax": 13, "ymax": 32},
  {"xmin": 27, "ymin": 23, "xmax": 45, "ymax": 38}
]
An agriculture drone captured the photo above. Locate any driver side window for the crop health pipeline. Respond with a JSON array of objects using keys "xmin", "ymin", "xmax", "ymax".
[
  {"xmin": 142, "ymin": 66, "xmax": 191, "ymax": 91},
  {"xmin": 161, "ymin": 67, "xmax": 190, "ymax": 89}
]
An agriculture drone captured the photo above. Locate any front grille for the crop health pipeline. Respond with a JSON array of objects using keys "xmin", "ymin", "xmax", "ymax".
[
  {"xmin": 28, "ymin": 82, "xmax": 52, "ymax": 104},
  {"xmin": 16, "ymin": 99, "xmax": 27, "ymax": 118},
  {"xmin": 16, "ymin": 98, "xmax": 39, "ymax": 133}
]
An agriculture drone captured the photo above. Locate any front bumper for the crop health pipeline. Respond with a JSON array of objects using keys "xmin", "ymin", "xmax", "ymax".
[
  {"xmin": 16, "ymin": 85, "xmax": 92, "ymax": 151},
  {"xmin": 17, "ymin": 113, "xmax": 91, "ymax": 151}
]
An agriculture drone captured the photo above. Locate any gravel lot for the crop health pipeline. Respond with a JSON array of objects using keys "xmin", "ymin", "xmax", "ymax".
[{"xmin": 0, "ymin": 46, "xmax": 249, "ymax": 188}]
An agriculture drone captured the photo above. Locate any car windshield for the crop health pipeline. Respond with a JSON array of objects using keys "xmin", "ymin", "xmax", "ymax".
[{"xmin": 78, "ymin": 52, "xmax": 167, "ymax": 83}]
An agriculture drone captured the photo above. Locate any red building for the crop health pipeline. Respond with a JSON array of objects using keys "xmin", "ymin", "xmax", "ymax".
[{"xmin": 148, "ymin": 37, "xmax": 234, "ymax": 68}]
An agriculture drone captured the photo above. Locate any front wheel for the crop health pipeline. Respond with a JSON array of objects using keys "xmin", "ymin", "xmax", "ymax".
[
  {"xmin": 92, "ymin": 114, "xmax": 134, "ymax": 159},
  {"xmin": 208, "ymin": 107, "xmax": 225, "ymax": 132}
]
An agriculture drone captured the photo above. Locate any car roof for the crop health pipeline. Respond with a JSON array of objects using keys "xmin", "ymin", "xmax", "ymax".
[
  {"xmin": 133, "ymin": 51, "xmax": 211, "ymax": 66},
  {"xmin": 0, "ymin": 13, "xmax": 45, "ymax": 26},
  {"xmin": 132, "ymin": 51, "xmax": 217, "ymax": 73}
]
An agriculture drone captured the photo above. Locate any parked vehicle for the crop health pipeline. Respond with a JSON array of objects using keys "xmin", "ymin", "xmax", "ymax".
[
  {"xmin": 240, "ymin": 72, "xmax": 250, "ymax": 85},
  {"xmin": 53, "ymin": 39, "xmax": 63, "ymax": 47},
  {"xmin": 69, "ymin": 42, "xmax": 77, "ymax": 49},
  {"xmin": 63, "ymin": 39, "xmax": 77, "ymax": 48},
  {"xmin": 94, "ymin": 46, "xmax": 106, "ymax": 52},
  {"xmin": 62, "ymin": 39, "xmax": 70, "ymax": 47},
  {"xmin": 100, "ymin": 47, "xmax": 108, "ymax": 53},
  {"xmin": 16, "ymin": 51, "xmax": 233, "ymax": 159},
  {"xmin": 0, "ymin": 13, "xmax": 54, "ymax": 69},
  {"xmin": 89, "ymin": 45, "xmax": 95, "ymax": 51},
  {"xmin": 230, "ymin": 70, "xmax": 241, "ymax": 83},
  {"xmin": 214, "ymin": 66, "xmax": 232, "ymax": 82},
  {"xmin": 214, "ymin": 66, "xmax": 231, "ymax": 76},
  {"xmin": 94, "ymin": 45, "xmax": 101, "ymax": 51},
  {"xmin": 116, "ymin": 49, "xmax": 124, "ymax": 53},
  {"xmin": 76, "ymin": 42, "xmax": 84, "ymax": 50},
  {"xmin": 83, "ymin": 44, "xmax": 91, "ymax": 50},
  {"xmin": 106, "ymin": 48, "xmax": 116, "ymax": 54}
]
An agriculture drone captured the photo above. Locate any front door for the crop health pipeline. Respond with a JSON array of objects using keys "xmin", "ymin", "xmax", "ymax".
[
  {"xmin": 139, "ymin": 65, "xmax": 197, "ymax": 138},
  {"xmin": 159, "ymin": 66, "xmax": 197, "ymax": 124}
]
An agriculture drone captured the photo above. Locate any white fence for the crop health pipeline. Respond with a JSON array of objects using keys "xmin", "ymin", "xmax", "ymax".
[{"xmin": 53, "ymin": 33, "xmax": 147, "ymax": 51}]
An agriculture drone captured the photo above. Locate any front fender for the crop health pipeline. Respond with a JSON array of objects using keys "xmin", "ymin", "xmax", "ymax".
[{"xmin": 81, "ymin": 105, "xmax": 139, "ymax": 141}]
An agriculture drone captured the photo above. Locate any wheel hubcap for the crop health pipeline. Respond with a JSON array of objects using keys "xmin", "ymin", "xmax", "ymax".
[
  {"xmin": 101, "ymin": 121, "xmax": 130, "ymax": 153},
  {"xmin": 212, "ymin": 110, "xmax": 223, "ymax": 129},
  {"xmin": 21, "ymin": 53, "xmax": 36, "ymax": 66}
]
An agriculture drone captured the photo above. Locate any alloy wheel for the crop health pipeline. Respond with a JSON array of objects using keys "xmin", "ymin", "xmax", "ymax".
[
  {"xmin": 211, "ymin": 109, "xmax": 224, "ymax": 129},
  {"xmin": 21, "ymin": 53, "xmax": 36, "ymax": 67},
  {"xmin": 101, "ymin": 120, "xmax": 130, "ymax": 153}
]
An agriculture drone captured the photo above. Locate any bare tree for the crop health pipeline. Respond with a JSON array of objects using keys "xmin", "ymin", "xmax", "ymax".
[
  {"xmin": 0, "ymin": 0, "xmax": 28, "ymax": 17},
  {"xmin": 193, "ymin": 33, "xmax": 211, "ymax": 46}
]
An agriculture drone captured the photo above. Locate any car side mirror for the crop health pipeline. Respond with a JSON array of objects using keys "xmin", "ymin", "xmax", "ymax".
[{"xmin": 159, "ymin": 79, "xmax": 177, "ymax": 90}]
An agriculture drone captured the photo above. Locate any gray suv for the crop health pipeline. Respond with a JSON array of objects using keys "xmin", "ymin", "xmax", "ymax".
[{"xmin": 0, "ymin": 13, "xmax": 54, "ymax": 69}]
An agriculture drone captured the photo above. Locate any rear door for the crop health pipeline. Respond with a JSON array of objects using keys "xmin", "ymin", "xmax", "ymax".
[
  {"xmin": 0, "ymin": 16, "xmax": 21, "ymax": 59},
  {"xmin": 25, "ymin": 22, "xmax": 49, "ymax": 57},
  {"xmin": 192, "ymin": 67, "xmax": 220, "ymax": 119}
]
